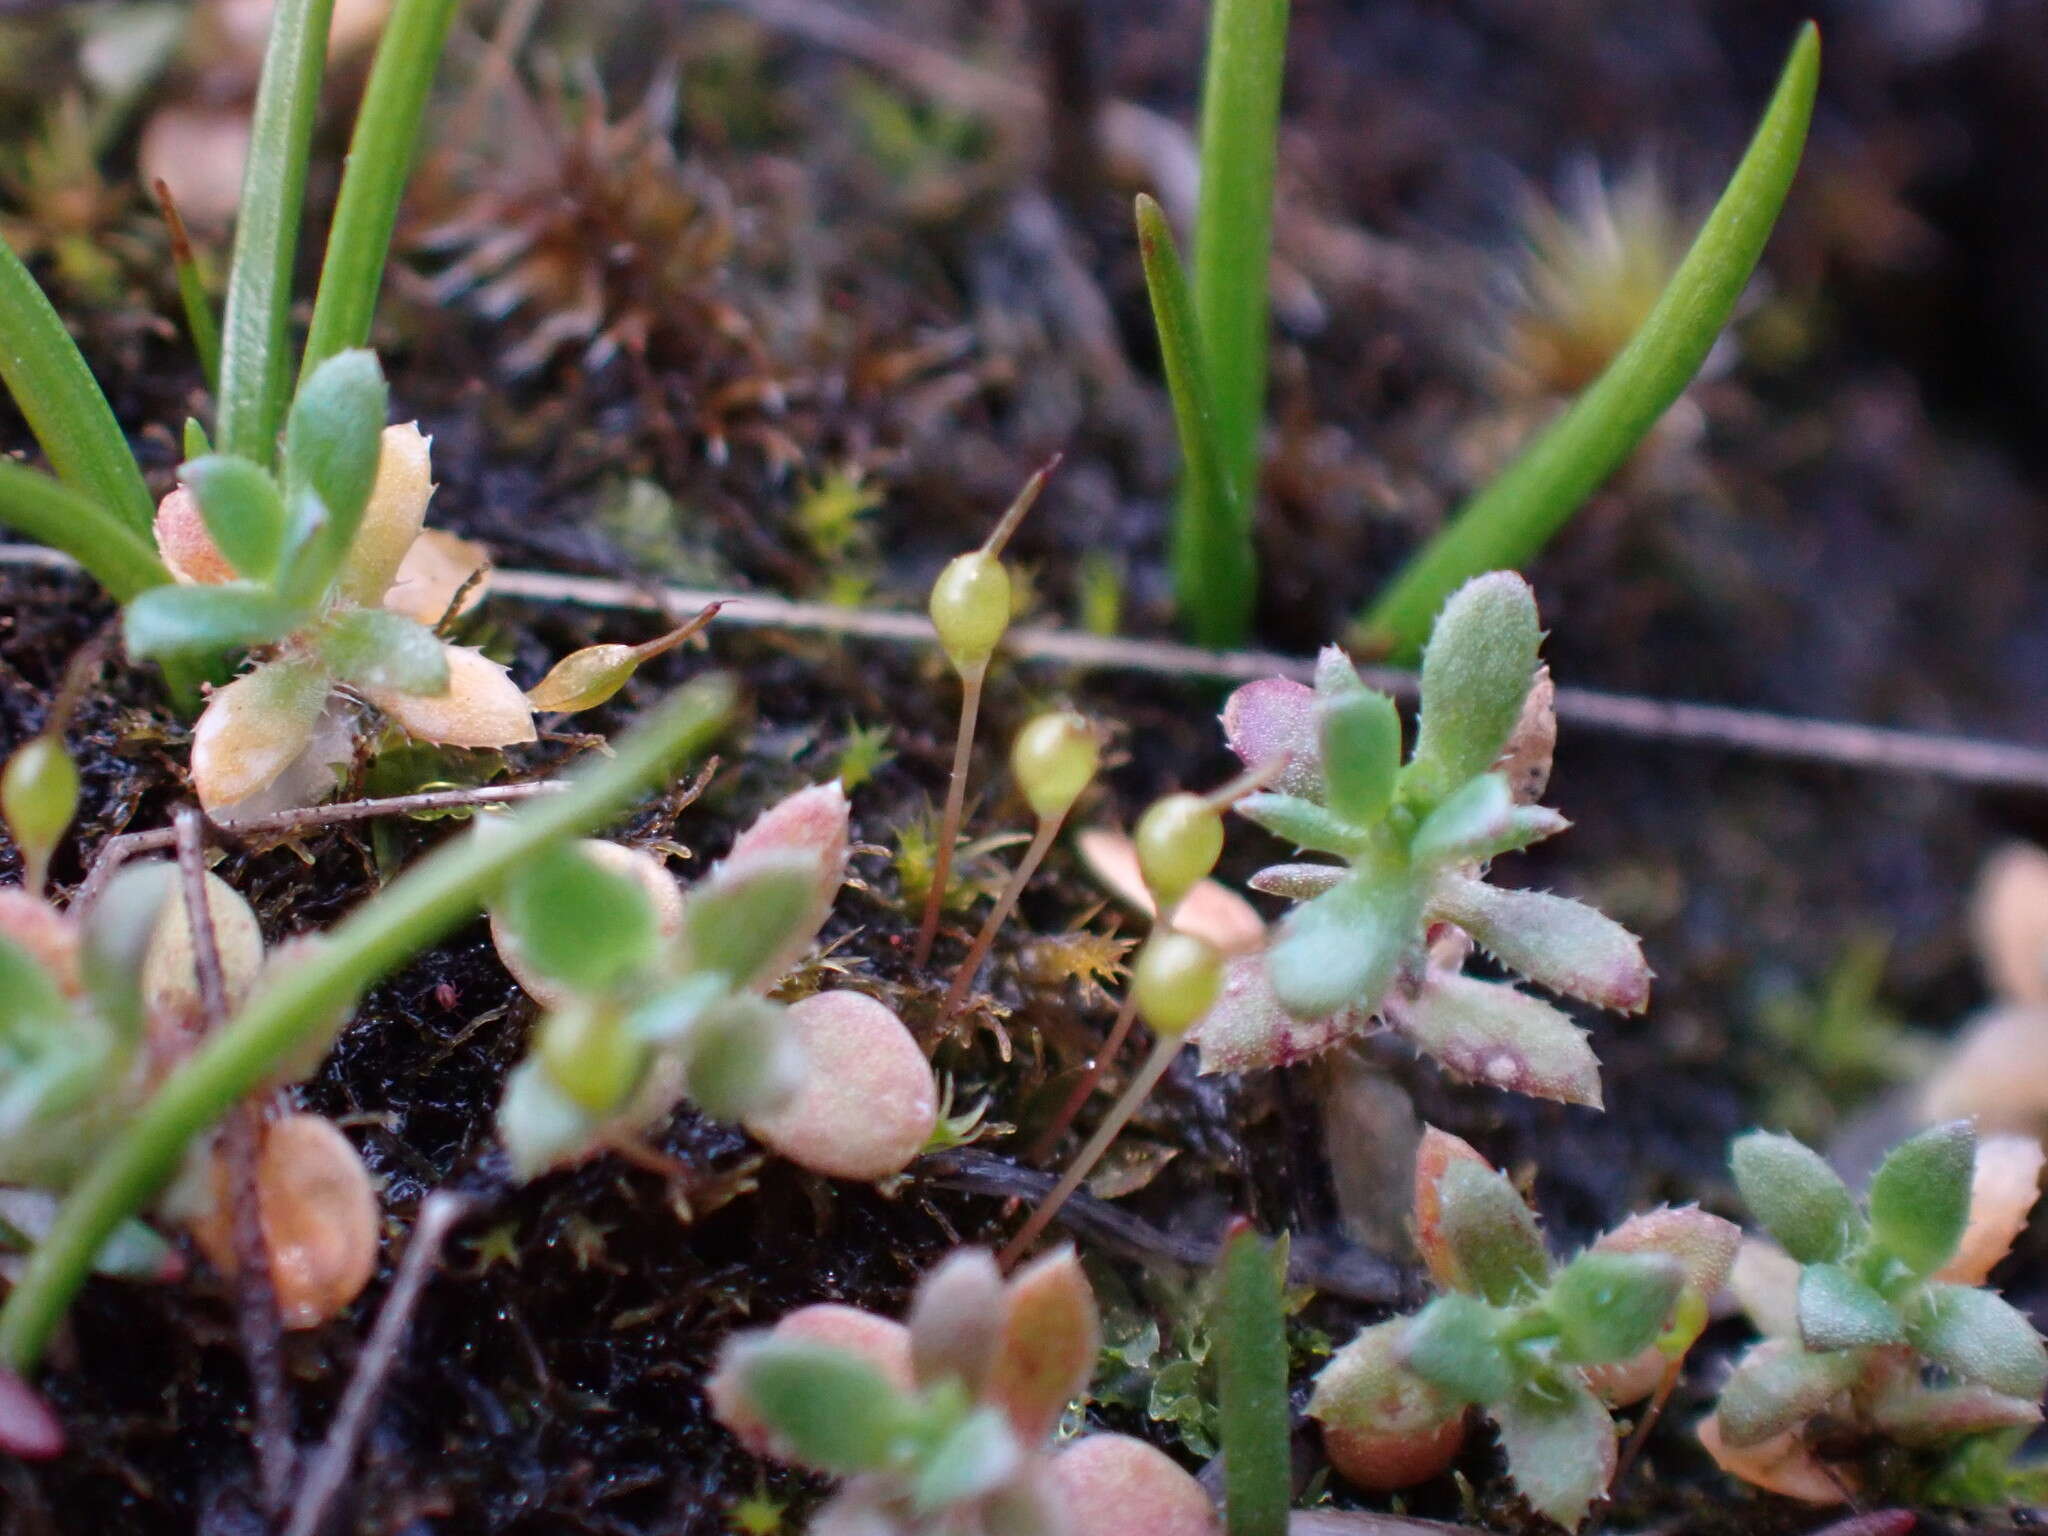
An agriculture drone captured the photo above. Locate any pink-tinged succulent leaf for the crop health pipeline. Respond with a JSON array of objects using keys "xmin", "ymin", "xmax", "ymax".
[
  {"xmin": 1308, "ymin": 1319, "xmax": 1467, "ymax": 1492},
  {"xmin": 153, "ymin": 486, "xmax": 238, "ymax": 585},
  {"xmin": 190, "ymin": 657, "xmax": 331, "ymax": 814},
  {"xmin": 338, "ymin": 423, "xmax": 435, "ymax": 607},
  {"xmin": 707, "ymin": 1304, "xmax": 915, "ymax": 1460},
  {"xmin": 491, "ymin": 841, "xmax": 684, "ymax": 1009},
  {"xmin": 1868, "ymin": 1375, "xmax": 2043, "ymax": 1444},
  {"xmin": 1075, "ymin": 828, "xmax": 1265, "ymax": 956},
  {"xmin": 988, "ymin": 1246, "xmax": 1100, "ymax": 1444},
  {"xmin": 1714, "ymin": 1338, "xmax": 1864, "ymax": 1449},
  {"xmin": 1729, "ymin": 1239, "xmax": 1802, "ymax": 1340},
  {"xmin": 907, "ymin": 1248, "xmax": 1006, "ymax": 1394},
  {"xmin": 1045, "ymin": 1434, "xmax": 1224, "ymax": 1536},
  {"xmin": 1246, "ymin": 862, "xmax": 1346, "ymax": 901},
  {"xmin": 720, "ymin": 781, "xmax": 851, "ymax": 959},
  {"xmin": 1491, "ymin": 1377, "xmax": 1614, "ymax": 1531},
  {"xmin": 1431, "ymin": 1158, "xmax": 1551, "ymax": 1305},
  {"xmin": 1696, "ymin": 1413, "xmax": 1848, "ymax": 1504},
  {"xmin": 143, "ymin": 867, "xmax": 266, "ymax": 1027},
  {"xmin": 1495, "ymin": 666, "xmax": 1556, "ymax": 805},
  {"xmin": 1413, "ymin": 1127, "xmax": 1493, "ymax": 1293},
  {"xmin": 0, "ymin": 888, "xmax": 80, "ymax": 995},
  {"xmin": 0, "ymin": 1367, "xmax": 63, "ymax": 1459},
  {"xmin": 1388, "ymin": 970, "xmax": 1603, "ymax": 1108},
  {"xmin": 1919, "ymin": 1003, "xmax": 2048, "ymax": 1136},
  {"xmin": 1972, "ymin": 841, "xmax": 2048, "ymax": 1007},
  {"xmin": 1220, "ymin": 677, "xmax": 1323, "ymax": 799},
  {"xmin": 1583, "ymin": 1205, "xmax": 1742, "ymax": 1405},
  {"xmin": 1936, "ymin": 1134, "xmax": 2044, "ymax": 1285},
  {"xmin": 1429, "ymin": 873, "xmax": 1649, "ymax": 1014},
  {"xmin": 364, "ymin": 644, "xmax": 537, "ymax": 748},
  {"xmin": 381, "ymin": 527, "xmax": 490, "ymax": 628},
  {"xmin": 742, "ymin": 991, "xmax": 937, "ymax": 1181},
  {"xmin": 1188, "ymin": 952, "xmax": 1359, "ymax": 1074}
]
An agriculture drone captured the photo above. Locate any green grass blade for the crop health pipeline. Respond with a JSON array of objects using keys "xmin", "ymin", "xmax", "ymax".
[
  {"xmin": 216, "ymin": 0, "xmax": 336, "ymax": 467},
  {"xmin": 1216, "ymin": 1221, "xmax": 1290, "ymax": 1536},
  {"xmin": 1189, "ymin": 0, "xmax": 1287, "ymax": 612},
  {"xmin": 0, "ymin": 675, "xmax": 734, "ymax": 1374},
  {"xmin": 0, "ymin": 461, "xmax": 168, "ymax": 601},
  {"xmin": 153, "ymin": 181, "xmax": 223, "ymax": 393},
  {"xmin": 0, "ymin": 239, "xmax": 154, "ymax": 535},
  {"xmin": 300, "ymin": 0, "xmax": 462, "ymax": 380},
  {"xmin": 1140, "ymin": 194, "xmax": 1253, "ymax": 647},
  {"xmin": 1357, "ymin": 21, "xmax": 1821, "ymax": 657}
]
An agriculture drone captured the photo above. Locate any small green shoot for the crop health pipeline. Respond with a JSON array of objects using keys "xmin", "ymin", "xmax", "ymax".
[{"xmin": 1217, "ymin": 1222, "xmax": 1290, "ymax": 1536}]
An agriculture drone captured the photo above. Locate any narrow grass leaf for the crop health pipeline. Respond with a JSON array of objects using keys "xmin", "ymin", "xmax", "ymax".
[
  {"xmin": 1358, "ymin": 23, "xmax": 1820, "ymax": 655},
  {"xmin": 0, "ymin": 462, "xmax": 167, "ymax": 602},
  {"xmin": 1138, "ymin": 193, "xmax": 1252, "ymax": 648},
  {"xmin": 1217, "ymin": 1223, "xmax": 1290, "ymax": 1536}
]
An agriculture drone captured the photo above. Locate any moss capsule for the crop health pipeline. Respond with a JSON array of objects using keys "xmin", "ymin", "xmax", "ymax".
[
  {"xmin": 1133, "ymin": 793, "xmax": 1223, "ymax": 912},
  {"xmin": 929, "ymin": 551, "xmax": 1012, "ymax": 673},
  {"xmin": 2, "ymin": 737, "xmax": 78, "ymax": 891},
  {"xmin": 1011, "ymin": 711, "xmax": 1097, "ymax": 822},
  {"xmin": 1131, "ymin": 930, "xmax": 1224, "ymax": 1036}
]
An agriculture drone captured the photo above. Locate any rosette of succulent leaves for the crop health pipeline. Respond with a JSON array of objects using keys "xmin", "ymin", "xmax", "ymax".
[
  {"xmin": 1309, "ymin": 1128, "xmax": 1739, "ymax": 1531},
  {"xmin": 1194, "ymin": 571, "xmax": 1649, "ymax": 1108},
  {"xmin": 488, "ymin": 782, "xmax": 882, "ymax": 1180},
  {"xmin": 0, "ymin": 811, "xmax": 373, "ymax": 1321},
  {"xmin": 708, "ymin": 1246, "xmax": 1221, "ymax": 1536},
  {"xmin": 129, "ymin": 348, "xmax": 680, "ymax": 822},
  {"xmin": 1700, "ymin": 1122, "xmax": 2048, "ymax": 1508}
]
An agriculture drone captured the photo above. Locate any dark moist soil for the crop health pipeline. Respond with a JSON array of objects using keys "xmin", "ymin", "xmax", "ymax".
[{"xmin": 6, "ymin": 0, "xmax": 2048, "ymax": 1532}]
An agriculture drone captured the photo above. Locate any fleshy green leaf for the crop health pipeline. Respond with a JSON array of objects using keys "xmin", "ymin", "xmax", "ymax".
[
  {"xmin": 1403, "ymin": 572, "xmax": 1541, "ymax": 806},
  {"xmin": 1390, "ymin": 970, "xmax": 1603, "ymax": 1108},
  {"xmin": 1266, "ymin": 875, "xmax": 1421, "ymax": 1020},
  {"xmin": 122, "ymin": 582, "xmax": 292, "ymax": 661},
  {"xmin": 1434, "ymin": 1159, "xmax": 1550, "ymax": 1305},
  {"xmin": 684, "ymin": 995, "xmax": 805, "ymax": 1122},
  {"xmin": 1319, "ymin": 690, "xmax": 1401, "ymax": 830},
  {"xmin": 1714, "ymin": 1341, "xmax": 1863, "ymax": 1448},
  {"xmin": 1410, "ymin": 772, "xmax": 1518, "ymax": 866},
  {"xmin": 1549, "ymin": 1251, "xmax": 1683, "ymax": 1365},
  {"xmin": 0, "ymin": 935, "xmax": 66, "ymax": 1039},
  {"xmin": 1492, "ymin": 1377, "xmax": 1616, "ymax": 1531},
  {"xmin": 181, "ymin": 454, "xmax": 286, "ymax": 582},
  {"xmin": 1910, "ymin": 1284, "xmax": 2048, "ymax": 1401},
  {"xmin": 722, "ymin": 1336, "xmax": 917, "ymax": 1474},
  {"xmin": 1234, "ymin": 792, "xmax": 1363, "ymax": 856},
  {"xmin": 496, "ymin": 843, "xmax": 660, "ymax": 994},
  {"xmin": 683, "ymin": 855, "xmax": 823, "ymax": 991},
  {"xmin": 1729, "ymin": 1131, "xmax": 1862, "ymax": 1264},
  {"xmin": 910, "ymin": 1406, "xmax": 1022, "ymax": 1514},
  {"xmin": 1428, "ymin": 874, "xmax": 1650, "ymax": 1013},
  {"xmin": 1797, "ymin": 1262, "xmax": 1905, "ymax": 1352},
  {"xmin": 1401, "ymin": 1294, "xmax": 1511, "ymax": 1405},
  {"xmin": 1868, "ymin": 1120, "xmax": 1975, "ymax": 1276},
  {"xmin": 283, "ymin": 349, "xmax": 387, "ymax": 567},
  {"xmin": 1245, "ymin": 862, "xmax": 1346, "ymax": 900},
  {"xmin": 318, "ymin": 608, "xmax": 450, "ymax": 695},
  {"xmin": 495, "ymin": 1056, "xmax": 600, "ymax": 1180}
]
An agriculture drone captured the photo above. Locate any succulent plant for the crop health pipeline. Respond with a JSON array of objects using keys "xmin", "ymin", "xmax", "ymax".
[
  {"xmin": 1194, "ymin": 572, "xmax": 1647, "ymax": 1108},
  {"xmin": 1309, "ymin": 1127, "xmax": 1736, "ymax": 1530},
  {"xmin": 1701, "ymin": 1122, "xmax": 2048, "ymax": 1508},
  {"xmin": 709, "ymin": 1246, "xmax": 1218, "ymax": 1536}
]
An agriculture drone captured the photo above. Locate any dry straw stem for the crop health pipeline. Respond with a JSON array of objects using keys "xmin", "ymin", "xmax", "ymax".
[{"xmin": 5, "ymin": 543, "xmax": 2045, "ymax": 791}]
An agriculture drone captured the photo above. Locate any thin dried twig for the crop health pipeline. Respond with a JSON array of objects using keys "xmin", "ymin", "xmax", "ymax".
[
  {"xmin": 176, "ymin": 811, "xmax": 297, "ymax": 1515},
  {"xmin": 282, "ymin": 1192, "xmax": 472, "ymax": 1536},
  {"xmin": 73, "ymin": 781, "xmax": 567, "ymax": 912},
  {"xmin": 9, "ymin": 542, "xmax": 2047, "ymax": 791}
]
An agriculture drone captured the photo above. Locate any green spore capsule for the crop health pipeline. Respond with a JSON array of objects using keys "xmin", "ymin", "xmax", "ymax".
[
  {"xmin": 2, "ymin": 736, "xmax": 78, "ymax": 893},
  {"xmin": 1134, "ymin": 792, "xmax": 1223, "ymax": 911},
  {"xmin": 1131, "ymin": 930, "xmax": 1224, "ymax": 1037},
  {"xmin": 1011, "ymin": 712, "xmax": 1098, "ymax": 822},
  {"xmin": 929, "ymin": 551, "xmax": 1012, "ymax": 674}
]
